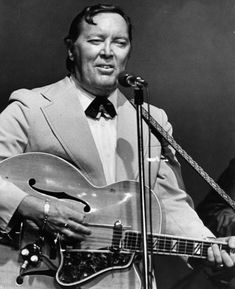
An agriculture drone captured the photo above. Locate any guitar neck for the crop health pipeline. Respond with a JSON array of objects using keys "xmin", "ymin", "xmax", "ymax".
[{"xmin": 124, "ymin": 232, "xmax": 228, "ymax": 259}]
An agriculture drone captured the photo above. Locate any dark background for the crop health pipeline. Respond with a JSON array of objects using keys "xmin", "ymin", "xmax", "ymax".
[{"xmin": 0, "ymin": 0, "xmax": 234, "ymax": 288}]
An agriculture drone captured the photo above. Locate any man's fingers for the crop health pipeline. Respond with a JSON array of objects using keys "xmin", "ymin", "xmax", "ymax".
[
  {"xmin": 67, "ymin": 220, "xmax": 91, "ymax": 235},
  {"xmin": 208, "ymin": 237, "xmax": 235, "ymax": 268},
  {"xmin": 228, "ymin": 236, "xmax": 235, "ymax": 249},
  {"xmin": 59, "ymin": 220, "xmax": 91, "ymax": 239},
  {"xmin": 208, "ymin": 245, "xmax": 222, "ymax": 264}
]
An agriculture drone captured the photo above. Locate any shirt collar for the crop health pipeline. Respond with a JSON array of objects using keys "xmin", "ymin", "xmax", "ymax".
[{"xmin": 69, "ymin": 74, "xmax": 118, "ymax": 112}]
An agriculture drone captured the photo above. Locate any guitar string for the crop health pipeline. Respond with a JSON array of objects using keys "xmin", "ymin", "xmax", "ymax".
[
  {"xmin": 81, "ymin": 231, "xmax": 226, "ymax": 246},
  {"xmin": 68, "ymin": 235, "xmax": 226, "ymax": 257},
  {"xmin": 81, "ymin": 233, "xmax": 226, "ymax": 245},
  {"xmin": 65, "ymin": 238, "xmax": 218, "ymax": 258}
]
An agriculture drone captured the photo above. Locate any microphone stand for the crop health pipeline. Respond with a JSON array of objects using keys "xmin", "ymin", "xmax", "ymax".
[{"xmin": 133, "ymin": 85, "xmax": 150, "ymax": 289}]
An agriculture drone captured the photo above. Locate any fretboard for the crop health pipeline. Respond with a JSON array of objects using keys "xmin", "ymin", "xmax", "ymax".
[{"xmin": 124, "ymin": 231, "xmax": 228, "ymax": 259}]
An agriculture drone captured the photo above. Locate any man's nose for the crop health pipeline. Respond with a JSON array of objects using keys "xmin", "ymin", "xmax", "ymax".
[{"xmin": 100, "ymin": 42, "xmax": 113, "ymax": 57}]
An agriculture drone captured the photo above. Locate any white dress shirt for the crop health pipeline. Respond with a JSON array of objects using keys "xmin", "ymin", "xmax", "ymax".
[{"xmin": 70, "ymin": 76, "xmax": 117, "ymax": 184}]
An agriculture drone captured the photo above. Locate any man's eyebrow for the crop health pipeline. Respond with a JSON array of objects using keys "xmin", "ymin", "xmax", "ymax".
[
  {"xmin": 114, "ymin": 35, "xmax": 129, "ymax": 39},
  {"xmin": 85, "ymin": 32, "xmax": 105, "ymax": 37}
]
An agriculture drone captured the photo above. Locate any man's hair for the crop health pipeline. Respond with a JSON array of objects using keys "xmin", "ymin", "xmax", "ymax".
[{"xmin": 64, "ymin": 4, "xmax": 132, "ymax": 72}]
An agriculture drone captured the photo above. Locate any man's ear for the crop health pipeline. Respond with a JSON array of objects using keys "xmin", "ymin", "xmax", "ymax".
[
  {"xmin": 68, "ymin": 49, "xmax": 74, "ymax": 61},
  {"xmin": 64, "ymin": 38, "xmax": 74, "ymax": 61}
]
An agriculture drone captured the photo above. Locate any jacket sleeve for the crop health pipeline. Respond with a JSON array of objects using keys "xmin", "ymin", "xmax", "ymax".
[
  {"xmin": 151, "ymin": 107, "xmax": 215, "ymax": 239},
  {"xmin": 0, "ymin": 91, "xmax": 31, "ymax": 232}
]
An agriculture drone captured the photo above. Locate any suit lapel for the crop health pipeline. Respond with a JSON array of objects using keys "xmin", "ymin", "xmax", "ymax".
[
  {"xmin": 115, "ymin": 92, "xmax": 140, "ymax": 181},
  {"xmin": 41, "ymin": 77, "xmax": 106, "ymax": 185},
  {"xmin": 115, "ymin": 92, "xmax": 160, "ymax": 183}
]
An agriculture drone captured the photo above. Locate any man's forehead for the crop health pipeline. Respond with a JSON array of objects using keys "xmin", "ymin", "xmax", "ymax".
[{"xmin": 80, "ymin": 12, "xmax": 129, "ymax": 35}]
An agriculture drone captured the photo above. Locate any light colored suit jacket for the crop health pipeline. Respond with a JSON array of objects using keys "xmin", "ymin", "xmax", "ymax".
[{"xmin": 0, "ymin": 76, "xmax": 213, "ymax": 288}]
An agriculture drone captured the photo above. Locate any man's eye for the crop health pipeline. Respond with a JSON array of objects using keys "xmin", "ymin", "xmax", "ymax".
[
  {"xmin": 114, "ymin": 40, "xmax": 128, "ymax": 47},
  {"xmin": 88, "ymin": 39, "xmax": 102, "ymax": 44}
]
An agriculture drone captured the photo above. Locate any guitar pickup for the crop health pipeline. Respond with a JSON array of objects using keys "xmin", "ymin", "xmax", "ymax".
[{"xmin": 110, "ymin": 220, "xmax": 123, "ymax": 252}]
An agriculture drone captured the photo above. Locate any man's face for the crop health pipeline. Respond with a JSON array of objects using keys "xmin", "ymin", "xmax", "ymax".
[{"xmin": 70, "ymin": 12, "xmax": 131, "ymax": 96}]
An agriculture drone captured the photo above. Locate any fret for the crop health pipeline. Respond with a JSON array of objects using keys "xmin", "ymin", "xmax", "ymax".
[
  {"xmin": 147, "ymin": 234, "xmax": 154, "ymax": 253},
  {"xmin": 192, "ymin": 241, "xmax": 203, "ymax": 256},
  {"xmin": 184, "ymin": 239, "xmax": 188, "ymax": 255},
  {"xmin": 202, "ymin": 242, "xmax": 209, "ymax": 257},
  {"xmin": 153, "ymin": 236, "xmax": 185, "ymax": 255},
  {"xmin": 170, "ymin": 239, "xmax": 178, "ymax": 253},
  {"xmin": 178, "ymin": 238, "xmax": 187, "ymax": 254},
  {"xmin": 156, "ymin": 236, "xmax": 167, "ymax": 253},
  {"xmin": 136, "ymin": 232, "xmax": 141, "ymax": 250},
  {"xmin": 185, "ymin": 239, "xmax": 194, "ymax": 256},
  {"xmin": 124, "ymin": 231, "xmax": 142, "ymax": 251},
  {"xmin": 123, "ymin": 231, "xmax": 228, "ymax": 259}
]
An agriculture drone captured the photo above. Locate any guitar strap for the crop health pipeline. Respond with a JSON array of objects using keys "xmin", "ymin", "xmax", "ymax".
[{"xmin": 129, "ymin": 99, "xmax": 235, "ymax": 210}]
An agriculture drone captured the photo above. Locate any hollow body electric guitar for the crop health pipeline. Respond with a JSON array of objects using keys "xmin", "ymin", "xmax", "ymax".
[{"xmin": 0, "ymin": 153, "xmax": 230, "ymax": 289}]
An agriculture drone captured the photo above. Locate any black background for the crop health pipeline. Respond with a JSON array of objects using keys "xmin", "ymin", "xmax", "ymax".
[{"xmin": 0, "ymin": 0, "xmax": 234, "ymax": 288}]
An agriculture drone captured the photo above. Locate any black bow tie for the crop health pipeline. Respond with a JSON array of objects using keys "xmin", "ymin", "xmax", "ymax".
[{"xmin": 85, "ymin": 96, "xmax": 117, "ymax": 119}]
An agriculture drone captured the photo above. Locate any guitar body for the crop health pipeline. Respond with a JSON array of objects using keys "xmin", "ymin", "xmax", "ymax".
[{"xmin": 0, "ymin": 152, "xmax": 162, "ymax": 289}]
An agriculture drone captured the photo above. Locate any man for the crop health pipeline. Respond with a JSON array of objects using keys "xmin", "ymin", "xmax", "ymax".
[
  {"xmin": 198, "ymin": 158, "xmax": 235, "ymax": 238},
  {"xmin": 174, "ymin": 158, "xmax": 235, "ymax": 289},
  {"xmin": 197, "ymin": 158, "xmax": 235, "ymax": 288},
  {"xmin": 0, "ymin": 4, "xmax": 234, "ymax": 289}
]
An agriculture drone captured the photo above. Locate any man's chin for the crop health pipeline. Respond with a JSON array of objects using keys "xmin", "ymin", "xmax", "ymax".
[
  {"xmin": 82, "ymin": 78, "xmax": 118, "ymax": 96},
  {"xmin": 95, "ymin": 81, "xmax": 117, "ymax": 93}
]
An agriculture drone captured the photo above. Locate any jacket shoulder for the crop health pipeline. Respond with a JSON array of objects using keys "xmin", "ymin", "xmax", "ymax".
[
  {"xmin": 9, "ymin": 77, "xmax": 69, "ymax": 107},
  {"xmin": 143, "ymin": 103, "xmax": 169, "ymax": 126}
]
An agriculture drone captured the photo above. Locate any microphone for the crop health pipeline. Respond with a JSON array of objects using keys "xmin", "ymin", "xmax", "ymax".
[{"xmin": 118, "ymin": 72, "xmax": 148, "ymax": 88}]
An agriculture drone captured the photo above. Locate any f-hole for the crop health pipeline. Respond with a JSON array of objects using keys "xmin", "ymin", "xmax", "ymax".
[{"xmin": 28, "ymin": 178, "xmax": 91, "ymax": 212}]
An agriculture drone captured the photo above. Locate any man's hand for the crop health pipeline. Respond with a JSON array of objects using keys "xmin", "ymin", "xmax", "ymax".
[
  {"xmin": 17, "ymin": 195, "xmax": 91, "ymax": 240},
  {"xmin": 208, "ymin": 236, "xmax": 235, "ymax": 267}
]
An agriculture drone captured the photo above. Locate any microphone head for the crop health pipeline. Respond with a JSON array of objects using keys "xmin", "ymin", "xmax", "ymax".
[
  {"xmin": 118, "ymin": 71, "xmax": 148, "ymax": 88},
  {"xmin": 118, "ymin": 72, "xmax": 132, "ymax": 87}
]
